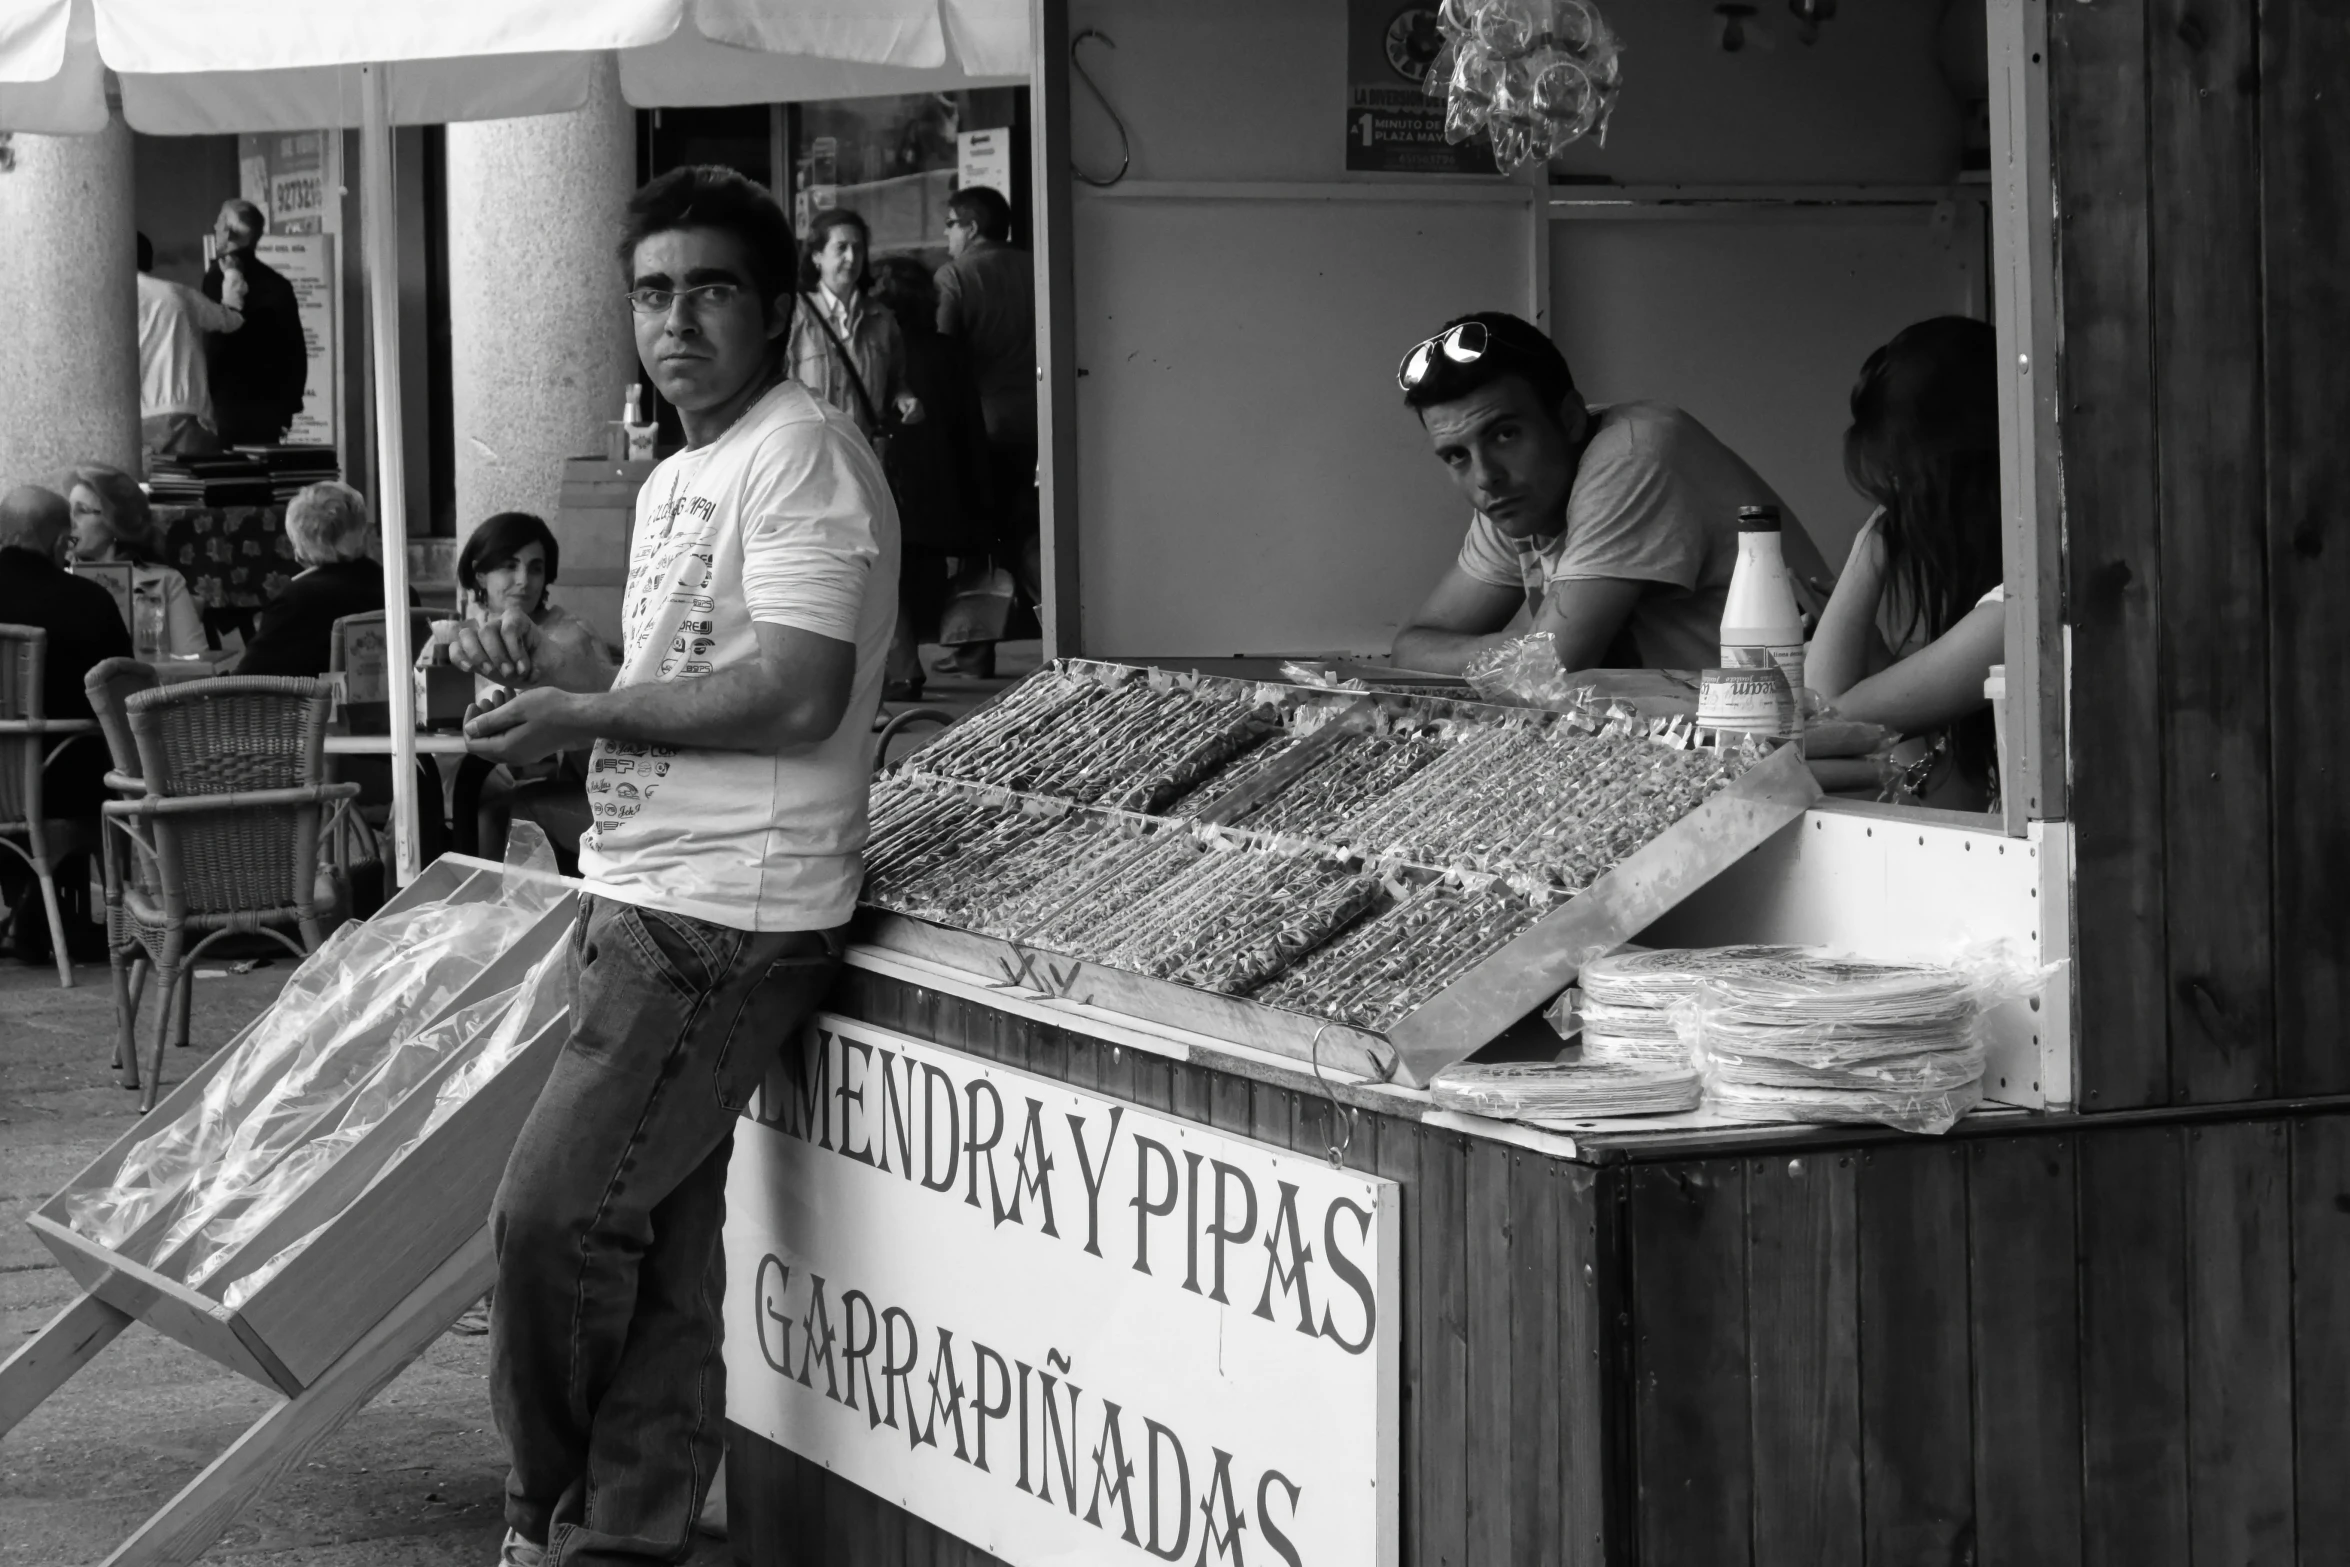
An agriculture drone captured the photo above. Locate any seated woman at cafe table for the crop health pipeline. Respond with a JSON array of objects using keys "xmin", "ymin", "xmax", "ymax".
[
  {"xmin": 66, "ymin": 462, "xmax": 206, "ymax": 657},
  {"xmin": 1390, "ymin": 311, "xmax": 1835, "ymax": 676},
  {"xmin": 425, "ymin": 511, "xmax": 615, "ymax": 863},
  {"xmin": 1805, "ymin": 316, "xmax": 2004, "ymax": 811}
]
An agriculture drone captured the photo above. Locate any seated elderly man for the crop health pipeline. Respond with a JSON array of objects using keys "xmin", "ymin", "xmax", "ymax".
[
  {"xmin": 240, "ymin": 480, "xmax": 413, "ymax": 677},
  {"xmin": 0, "ymin": 485, "xmax": 131, "ymax": 962},
  {"xmin": 0, "ymin": 485, "xmax": 131, "ymax": 810}
]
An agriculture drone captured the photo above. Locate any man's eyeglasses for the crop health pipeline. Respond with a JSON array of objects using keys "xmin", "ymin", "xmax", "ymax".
[
  {"xmin": 626, "ymin": 282, "xmax": 743, "ymax": 316},
  {"xmin": 1396, "ymin": 321, "xmax": 1494, "ymax": 391},
  {"xmin": 944, "ymin": 216, "xmax": 974, "ymax": 231}
]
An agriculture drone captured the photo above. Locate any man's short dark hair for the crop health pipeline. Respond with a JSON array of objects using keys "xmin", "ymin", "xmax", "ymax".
[
  {"xmin": 948, "ymin": 184, "xmax": 1014, "ymax": 244},
  {"xmin": 618, "ymin": 166, "xmax": 800, "ymax": 323},
  {"xmin": 1400, "ymin": 310, "xmax": 1580, "ymax": 418}
]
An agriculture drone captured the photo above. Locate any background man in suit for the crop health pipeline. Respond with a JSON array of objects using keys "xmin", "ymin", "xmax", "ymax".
[{"xmin": 201, "ymin": 199, "xmax": 308, "ymax": 447}]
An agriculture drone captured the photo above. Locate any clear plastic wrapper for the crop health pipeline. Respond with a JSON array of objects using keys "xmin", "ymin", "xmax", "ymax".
[
  {"xmin": 1664, "ymin": 943, "xmax": 2055, "ymax": 1135},
  {"xmin": 218, "ymin": 945, "xmax": 571, "ymax": 1309},
  {"xmin": 1703, "ymin": 1077, "xmax": 1984, "ymax": 1135},
  {"xmin": 1463, "ymin": 632, "xmax": 1592, "ymax": 714},
  {"xmin": 1428, "ymin": 0, "xmax": 1625, "ymax": 171},
  {"xmin": 63, "ymin": 828, "xmax": 563, "ymax": 1260},
  {"xmin": 1431, "ymin": 1059, "xmax": 1702, "ymax": 1119}
]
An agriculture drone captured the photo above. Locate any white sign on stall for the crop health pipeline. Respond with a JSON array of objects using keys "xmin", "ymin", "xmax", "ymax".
[
  {"xmin": 253, "ymin": 234, "xmax": 338, "ymax": 450},
  {"xmin": 956, "ymin": 128, "xmax": 1012, "ymax": 199},
  {"xmin": 725, "ymin": 1017, "xmax": 1399, "ymax": 1567}
]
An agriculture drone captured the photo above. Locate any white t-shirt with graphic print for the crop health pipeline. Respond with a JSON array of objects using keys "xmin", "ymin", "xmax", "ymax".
[{"xmin": 577, "ymin": 379, "xmax": 900, "ymax": 932}]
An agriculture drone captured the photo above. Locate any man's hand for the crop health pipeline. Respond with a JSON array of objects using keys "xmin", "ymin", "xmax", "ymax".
[
  {"xmin": 894, "ymin": 391, "xmax": 926, "ymax": 427},
  {"xmin": 463, "ymin": 686, "xmax": 590, "ymax": 766},
  {"xmin": 449, "ymin": 608, "xmax": 544, "ymax": 686}
]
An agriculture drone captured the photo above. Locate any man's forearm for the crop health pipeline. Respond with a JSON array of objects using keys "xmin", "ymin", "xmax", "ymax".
[
  {"xmin": 570, "ymin": 666, "xmax": 842, "ymax": 753},
  {"xmin": 1390, "ymin": 625, "xmax": 1516, "ymax": 675}
]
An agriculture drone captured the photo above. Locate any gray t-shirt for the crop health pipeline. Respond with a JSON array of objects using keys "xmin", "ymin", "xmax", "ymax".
[{"xmin": 1454, "ymin": 401, "xmax": 1822, "ymax": 670}]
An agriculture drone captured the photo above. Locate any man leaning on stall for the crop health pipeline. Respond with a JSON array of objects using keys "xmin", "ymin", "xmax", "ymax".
[
  {"xmin": 1391, "ymin": 310, "xmax": 1833, "ymax": 675},
  {"xmin": 449, "ymin": 165, "xmax": 900, "ymax": 1567}
]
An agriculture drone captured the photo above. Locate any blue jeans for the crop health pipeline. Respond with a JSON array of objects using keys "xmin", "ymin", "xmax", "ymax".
[{"xmin": 490, "ymin": 895, "xmax": 843, "ymax": 1565}]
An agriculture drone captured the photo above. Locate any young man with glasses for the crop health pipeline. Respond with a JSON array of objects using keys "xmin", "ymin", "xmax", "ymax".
[
  {"xmin": 450, "ymin": 164, "xmax": 899, "ymax": 1567},
  {"xmin": 1391, "ymin": 310, "xmax": 1834, "ymax": 676}
]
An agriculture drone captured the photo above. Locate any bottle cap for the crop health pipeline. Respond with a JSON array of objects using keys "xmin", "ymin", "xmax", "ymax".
[{"xmin": 1736, "ymin": 505, "xmax": 1782, "ymax": 532}]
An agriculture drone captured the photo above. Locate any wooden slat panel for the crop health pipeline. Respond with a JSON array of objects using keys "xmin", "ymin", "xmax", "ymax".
[
  {"xmin": 1967, "ymin": 1138, "xmax": 2081, "ymax": 1566},
  {"xmin": 1628, "ymin": 1160, "xmax": 1751, "ymax": 1566},
  {"xmin": 2048, "ymin": 0, "xmax": 2168, "ymax": 1109},
  {"xmin": 1508, "ymin": 1153, "xmax": 1560, "ymax": 1567},
  {"xmin": 1855, "ymin": 1143, "xmax": 1974, "ymax": 1565},
  {"xmin": 2077, "ymin": 1126, "xmax": 2189, "ymax": 1567},
  {"xmin": 1746, "ymin": 1150, "xmax": 1860, "ymax": 1566},
  {"xmin": 1371, "ymin": 1118, "xmax": 1421, "ymax": 1567},
  {"xmin": 1464, "ymin": 1138, "xmax": 1514, "ymax": 1565},
  {"xmin": 2263, "ymin": 0, "xmax": 2350, "ymax": 1095},
  {"xmin": 1420, "ymin": 1129, "xmax": 1471, "ymax": 1567},
  {"xmin": 1249, "ymin": 1077, "xmax": 1292, "ymax": 1152},
  {"xmin": 1553, "ymin": 1161, "xmax": 1605, "ymax": 1567},
  {"xmin": 792, "ymin": 1441, "xmax": 828, "ymax": 1567},
  {"xmin": 2151, "ymin": 0, "xmax": 2274, "ymax": 1103},
  {"xmin": 2186, "ymin": 1121, "xmax": 2295, "ymax": 1563},
  {"xmin": 2290, "ymin": 1115, "xmax": 2350, "ymax": 1558}
]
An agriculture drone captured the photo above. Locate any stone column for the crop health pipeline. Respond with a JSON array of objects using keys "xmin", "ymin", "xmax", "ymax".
[
  {"xmin": 0, "ymin": 118, "xmax": 139, "ymax": 486},
  {"xmin": 446, "ymin": 54, "xmax": 636, "ymax": 538}
]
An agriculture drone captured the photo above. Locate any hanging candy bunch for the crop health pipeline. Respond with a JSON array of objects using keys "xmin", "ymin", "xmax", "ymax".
[{"xmin": 1428, "ymin": 0, "xmax": 1626, "ymax": 170}]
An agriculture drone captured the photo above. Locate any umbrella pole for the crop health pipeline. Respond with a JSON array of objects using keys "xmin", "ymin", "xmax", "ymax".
[{"xmin": 360, "ymin": 62, "xmax": 420, "ymax": 887}]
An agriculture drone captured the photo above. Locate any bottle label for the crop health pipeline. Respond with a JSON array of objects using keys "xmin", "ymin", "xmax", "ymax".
[
  {"xmin": 1699, "ymin": 664, "xmax": 1800, "ymax": 741},
  {"xmin": 1721, "ymin": 642, "xmax": 1806, "ymax": 705}
]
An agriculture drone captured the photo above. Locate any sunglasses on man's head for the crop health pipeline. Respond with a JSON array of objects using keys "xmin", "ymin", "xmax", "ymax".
[{"xmin": 1396, "ymin": 321, "xmax": 1494, "ymax": 391}]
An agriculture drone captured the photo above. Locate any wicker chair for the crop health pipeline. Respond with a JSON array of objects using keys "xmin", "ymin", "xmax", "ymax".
[
  {"xmin": 95, "ymin": 676, "xmax": 358, "ymax": 1111},
  {"xmin": 0, "ymin": 625, "xmax": 103, "ymax": 988}
]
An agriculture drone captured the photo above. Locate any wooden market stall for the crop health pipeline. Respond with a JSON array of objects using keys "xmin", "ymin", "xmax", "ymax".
[{"xmin": 707, "ymin": 0, "xmax": 2350, "ymax": 1561}]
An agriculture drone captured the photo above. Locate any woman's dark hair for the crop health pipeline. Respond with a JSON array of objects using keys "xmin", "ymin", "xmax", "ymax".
[
  {"xmin": 947, "ymin": 184, "xmax": 1014, "ymax": 244},
  {"xmin": 799, "ymin": 208, "xmax": 872, "ymax": 294},
  {"xmin": 458, "ymin": 511, "xmax": 560, "ymax": 614},
  {"xmin": 869, "ymin": 255, "xmax": 938, "ymax": 334},
  {"xmin": 1844, "ymin": 315, "xmax": 2003, "ymax": 786},
  {"xmin": 617, "ymin": 166, "xmax": 799, "ymax": 323},
  {"xmin": 1399, "ymin": 310, "xmax": 1581, "ymax": 421}
]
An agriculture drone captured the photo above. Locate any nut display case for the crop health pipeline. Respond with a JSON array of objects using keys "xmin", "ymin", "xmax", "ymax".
[{"xmin": 857, "ymin": 660, "xmax": 1820, "ymax": 1087}]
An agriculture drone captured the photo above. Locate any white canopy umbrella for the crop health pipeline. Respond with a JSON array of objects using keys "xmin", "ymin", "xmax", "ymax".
[{"xmin": 0, "ymin": 0, "xmax": 1024, "ymax": 883}]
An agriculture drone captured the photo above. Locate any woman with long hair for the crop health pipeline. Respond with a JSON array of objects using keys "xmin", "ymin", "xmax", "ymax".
[
  {"xmin": 1807, "ymin": 316, "xmax": 2005, "ymax": 808},
  {"xmin": 65, "ymin": 462, "xmax": 206, "ymax": 656}
]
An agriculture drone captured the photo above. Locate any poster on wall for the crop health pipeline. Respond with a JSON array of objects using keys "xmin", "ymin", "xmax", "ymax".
[
  {"xmin": 726, "ymin": 1017, "xmax": 1401, "ymax": 1567},
  {"xmin": 254, "ymin": 234, "xmax": 339, "ymax": 451},
  {"xmin": 1346, "ymin": 0, "xmax": 1499, "ymax": 175},
  {"xmin": 956, "ymin": 128, "xmax": 1012, "ymax": 198},
  {"xmin": 238, "ymin": 131, "xmax": 339, "ymax": 235}
]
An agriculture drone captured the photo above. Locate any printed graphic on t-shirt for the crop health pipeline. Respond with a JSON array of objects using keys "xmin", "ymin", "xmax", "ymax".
[{"xmin": 583, "ymin": 476, "xmax": 738, "ymax": 845}]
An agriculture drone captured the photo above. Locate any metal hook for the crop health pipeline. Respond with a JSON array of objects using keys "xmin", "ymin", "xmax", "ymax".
[
  {"xmin": 1070, "ymin": 28, "xmax": 1132, "ymax": 188},
  {"xmin": 1309, "ymin": 1025, "xmax": 1360, "ymax": 1170}
]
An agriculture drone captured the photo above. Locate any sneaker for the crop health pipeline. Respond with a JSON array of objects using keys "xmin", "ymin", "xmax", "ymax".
[{"xmin": 498, "ymin": 1529, "xmax": 545, "ymax": 1567}]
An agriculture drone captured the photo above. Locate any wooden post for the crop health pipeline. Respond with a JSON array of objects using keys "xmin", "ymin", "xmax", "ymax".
[
  {"xmin": 1030, "ymin": 0, "xmax": 1081, "ymax": 659},
  {"xmin": 361, "ymin": 62, "xmax": 421, "ymax": 886},
  {"xmin": 1986, "ymin": 0, "xmax": 2064, "ymax": 835}
]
